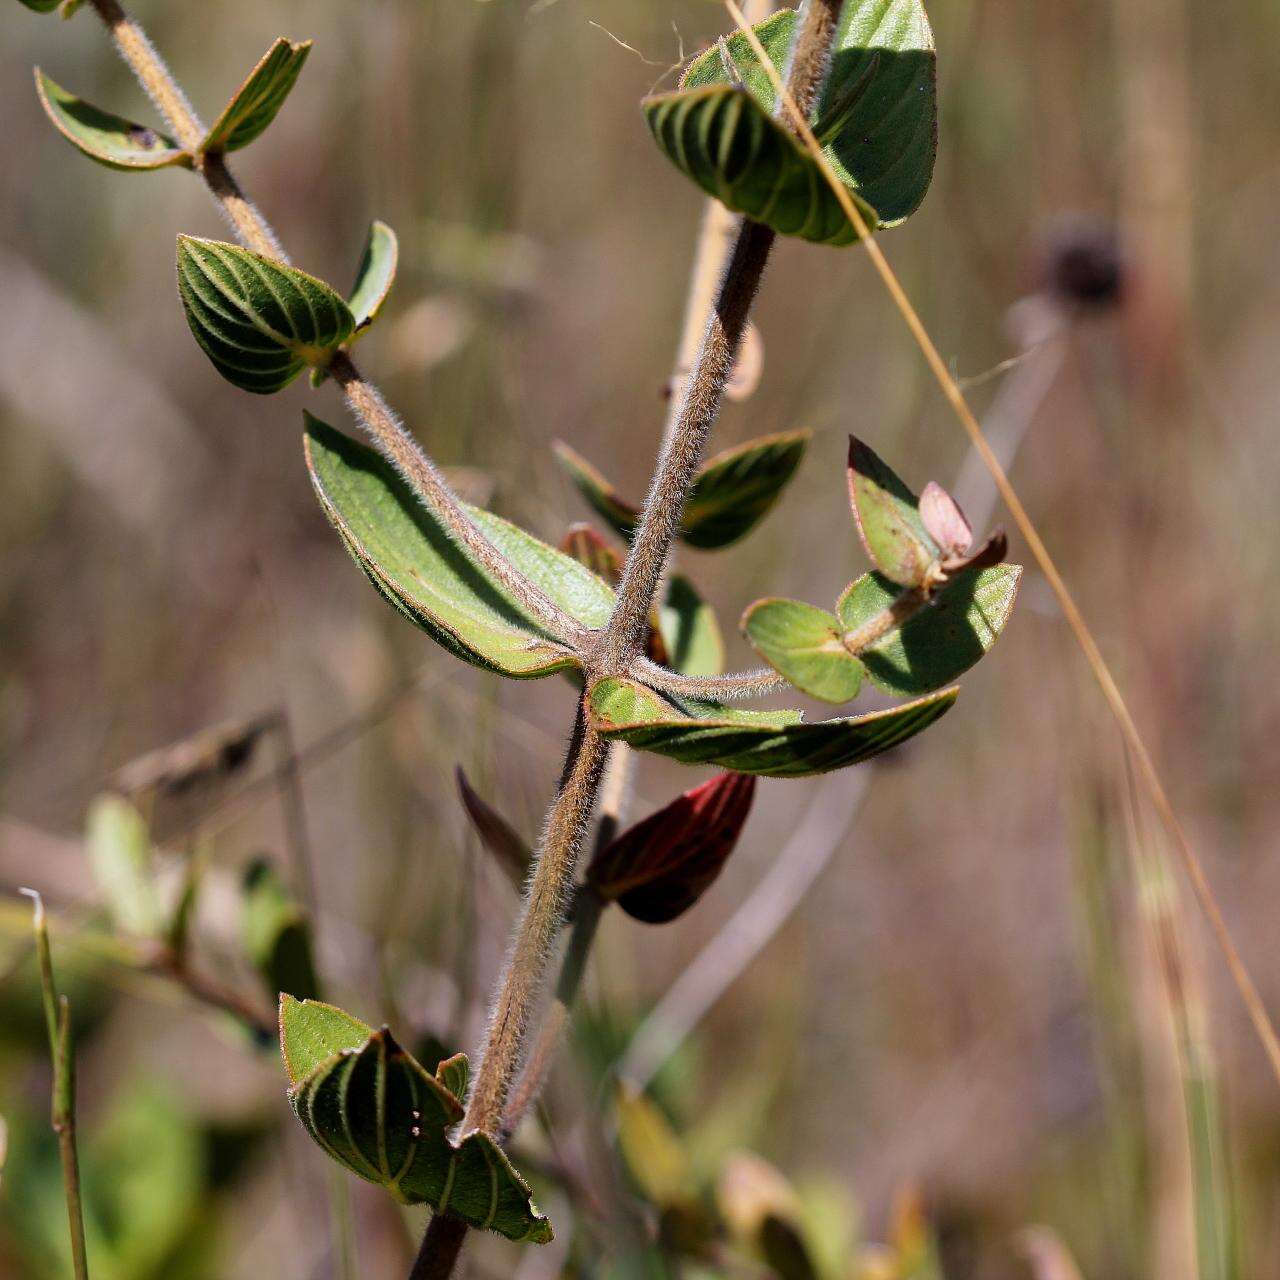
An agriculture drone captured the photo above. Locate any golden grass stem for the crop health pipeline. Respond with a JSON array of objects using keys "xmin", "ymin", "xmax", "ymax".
[{"xmin": 724, "ymin": 0, "xmax": 1280, "ymax": 1092}]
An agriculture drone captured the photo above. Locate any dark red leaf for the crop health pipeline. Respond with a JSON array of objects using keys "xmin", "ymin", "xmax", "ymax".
[
  {"xmin": 588, "ymin": 772, "xmax": 756, "ymax": 924},
  {"xmin": 455, "ymin": 766, "xmax": 532, "ymax": 887}
]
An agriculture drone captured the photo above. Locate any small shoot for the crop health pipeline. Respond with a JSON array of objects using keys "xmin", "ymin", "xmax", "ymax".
[
  {"xmin": 241, "ymin": 858, "xmax": 321, "ymax": 1002},
  {"xmin": 20, "ymin": 890, "xmax": 90, "ymax": 1280}
]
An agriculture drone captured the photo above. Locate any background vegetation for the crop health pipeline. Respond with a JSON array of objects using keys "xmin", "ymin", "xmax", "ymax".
[{"xmin": 2, "ymin": 0, "xmax": 1279, "ymax": 1276}]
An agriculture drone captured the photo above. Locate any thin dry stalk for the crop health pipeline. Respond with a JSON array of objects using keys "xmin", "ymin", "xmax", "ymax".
[{"xmin": 726, "ymin": 0, "xmax": 1280, "ymax": 1091}]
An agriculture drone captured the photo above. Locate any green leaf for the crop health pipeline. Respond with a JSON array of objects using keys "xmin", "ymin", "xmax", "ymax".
[
  {"xmin": 741, "ymin": 598, "xmax": 864, "ymax": 704},
  {"xmin": 553, "ymin": 441, "xmax": 640, "ymax": 543},
  {"xmin": 176, "ymin": 236, "xmax": 354, "ymax": 394},
  {"xmin": 588, "ymin": 772, "xmax": 755, "ymax": 923},
  {"xmin": 837, "ymin": 564, "xmax": 1022, "ymax": 698},
  {"xmin": 555, "ymin": 430, "xmax": 809, "ymax": 549},
  {"xmin": 34, "ymin": 70, "xmax": 190, "ymax": 171},
  {"xmin": 306, "ymin": 416, "xmax": 614, "ymax": 677},
  {"xmin": 846, "ymin": 435, "xmax": 937, "ymax": 587},
  {"xmin": 682, "ymin": 2, "xmax": 937, "ymax": 226},
  {"xmin": 435, "ymin": 1052, "xmax": 470, "ymax": 1102},
  {"xmin": 279, "ymin": 995, "xmax": 372, "ymax": 1085},
  {"xmin": 17, "ymin": 0, "xmax": 63, "ymax": 12},
  {"xmin": 86, "ymin": 794, "xmax": 163, "ymax": 938},
  {"xmin": 282, "ymin": 1006, "xmax": 552, "ymax": 1242},
  {"xmin": 659, "ymin": 576, "xmax": 724, "ymax": 678},
  {"xmin": 347, "ymin": 220, "xmax": 399, "ymax": 334},
  {"xmin": 642, "ymin": 85, "xmax": 878, "ymax": 247},
  {"xmin": 616, "ymin": 1089, "xmax": 692, "ymax": 1206},
  {"xmin": 202, "ymin": 37, "xmax": 311, "ymax": 154},
  {"xmin": 682, "ymin": 431, "xmax": 811, "ymax": 549},
  {"xmin": 586, "ymin": 677, "xmax": 956, "ymax": 778},
  {"xmin": 241, "ymin": 859, "xmax": 320, "ymax": 1002}
]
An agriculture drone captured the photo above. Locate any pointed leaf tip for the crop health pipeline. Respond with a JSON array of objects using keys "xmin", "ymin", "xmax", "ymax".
[
  {"xmin": 279, "ymin": 995, "xmax": 373, "ymax": 1086},
  {"xmin": 847, "ymin": 435, "xmax": 937, "ymax": 587},
  {"xmin": 202, "ymin": 37, "xmax": 312, "ymax": 154},
  {"xmin": 589, "ymin": 772, "xmax": 755, "ymax": 923},
  {"xmin": 177, "ymin": 237, "xmax": 353, "ymax": 393},
  {"xmin": 455, "ymin": 766, "xmax": 533, "ymax": 888}
]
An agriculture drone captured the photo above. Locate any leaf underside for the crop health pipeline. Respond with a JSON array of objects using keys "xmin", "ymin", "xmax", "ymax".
[
  {"xmin": 202, "ymin": 37, "xmax": 312, "ymax": 154},
  {"xmin": 35, "ymin": 69, "xmax": 190, "ymax": 171},
  {"xmin": 305, "ymin": 417, "xmax": 614, "ymax": 678},
  {"xmin": 348, "ymin": 220, "xmax": 400, "ymax": 332},
  {"xmin": 643, "ymin": 85, "xmax": 877, "ymax": 247},
  {"xmin": 280, "ymin": 997, "xmax": 551, "ymax": 1243},
  {"xmin": 177, "ymin": 237, "xmax": 354, "ymax": 394},
  {"xmin": 680, "ymin": 1, "xmax": 937, "ymax": 227},
  {"xmin": 847, "ymin": 436, "xmax": 938, "ymax": 587},
  {"xmin": 586, "ymin": 677, "xmax": 956, "ymax": 777}
]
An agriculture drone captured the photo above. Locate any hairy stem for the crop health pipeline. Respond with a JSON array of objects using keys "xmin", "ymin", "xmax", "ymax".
[
  {"xmin": 601, "ymin": 0, "xmax": 842, "ymax": 669},
  {"xmin": 461, "ymin": 700, "xmax": 609, "ymax": 1135},
  {"xmin": 631, "ymin": 658, "xmax": 786, "ymax": 701}
]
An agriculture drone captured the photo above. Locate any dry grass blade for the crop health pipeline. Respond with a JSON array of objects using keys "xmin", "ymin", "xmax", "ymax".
[{"xmin": 723, "ymin": 0, "xmax": 1280, "ymax": 1091}]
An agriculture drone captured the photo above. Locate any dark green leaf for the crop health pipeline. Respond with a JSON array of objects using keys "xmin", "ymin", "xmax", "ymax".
[
  {"xmin": 86, "ymin": 793, "xmax": 163, "ymax": 938},
  {"xmin": 847, "ymin": 435, "xmax": 937, "ymax": 587},
  {"xmin": 837, "ymin": 564, "xmax": 1022, "ymax": 697},
  {"xmin": 177, "ymin": 236, "xmax": 354, "ymax": 394},
  {"xmin": 587, "ymin": 677, "xmax": 956, "ymax": 778},
  {"xmin": 553, "ymin": 440, "xmax": 640, "ymax": 542},
  {"xmin": 306, "ymin": 416, "xmax": 614, "ymax": 677},
  {"xmin": 282, "ymin": 1006, "xmax": 552, "ymax": 1242},
  {"xmin": 202, "ymin": 37, "xmax": 311, "ymax": 154},
  {"xmin": 555, "ymin": 431, "xmax": 809, "ymax": 550},
  {"xmin": 682, "ymin": 431, "xmax": 811, "ymax": 549},
  {"xmin": 347, "ymin": 220, "xmax": 399, "ymax": 333},
  {"xmin": 682, "ymin": 1, "xmax": 937, "ymax": 226},
  {"xmin": 588, "ymin": 772, "xmax": 755, "ymax": 923},
  {"xmin": 659, "ymin": 576, "xmax": 725, "ymax": 678},
  {"xmin": 741, "ymin": 597, "xmax": 864, "ymax": 703},
  {"xmin": 456, "ymin": 766, "xmax": 533, "ymax": 887},
  {"xmin": 17, "ymin": 0, "xmax": 63, "ymax": 12},
  {"xmin": 241, "ymin": 859, "xmax": 320, "ymax": 1002},
  {"xmin": 34, "ymin": 69, "xmax": 190, "ymax": 171},
  {"xmin": 642, "ymin": 85, "xmax": 878, "ymax": 247},
  {"xmin": 279, "ymin": 995, "xmax": 372, "ymax": 1085}
]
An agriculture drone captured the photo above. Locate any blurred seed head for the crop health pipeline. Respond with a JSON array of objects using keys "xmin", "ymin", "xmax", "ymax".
[{"xmin": 1038, "ymin": 214, "xmax": 1126, "ymax": 312}]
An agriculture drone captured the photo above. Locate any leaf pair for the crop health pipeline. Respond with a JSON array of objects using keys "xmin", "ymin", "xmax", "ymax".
[
  {"xmin": 177, "ymin": 231, "xmax": 397, "ymax": 394},
  {"xmin": 643, "ymin": 2, "xmax": 937, "ymax": 244},
  {"xmin": 279, "ymin": 996, "xmax": 552, "ymax": 1243},
  {"xmin": 743, "ymin": 438, "xmax": 1021, "ymax": 704},
  {"xmin": 555, "ymin": 430, "xmax": 810, "ymax": 550},
  {"xmin": 34, "ymin": 38, "xmax": 309, "ymax": 171}
]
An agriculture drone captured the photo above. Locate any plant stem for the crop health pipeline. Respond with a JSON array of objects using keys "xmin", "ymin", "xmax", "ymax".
[
  {"xmin": 600, "ymin": 0, "xmax": 842, "ymax": 670},
  {"xmin": 409, "ymin": 1212, "xmax": 468, "ymax": 1280},
  {"xmin": 461, "ymin": 700, "xmax": 608, "ymax": 1135}
]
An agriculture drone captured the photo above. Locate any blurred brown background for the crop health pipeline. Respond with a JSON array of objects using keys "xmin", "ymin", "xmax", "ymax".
[{"xmin": 2, "ymin": 0, "xmax": 1280, "ymax": 1277}]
